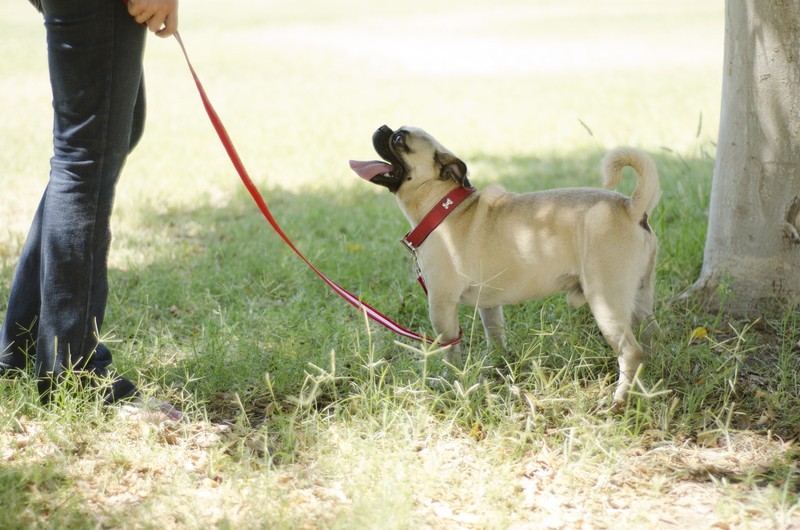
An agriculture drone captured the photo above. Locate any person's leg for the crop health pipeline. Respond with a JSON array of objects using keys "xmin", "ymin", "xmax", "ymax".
[
  {"xmin": 3, "ymin": 0, "xmax": 146, "ymax": 403},
  {"xmin": 0, "ymin": 200, "xmax": 45, "ymax": 373}
]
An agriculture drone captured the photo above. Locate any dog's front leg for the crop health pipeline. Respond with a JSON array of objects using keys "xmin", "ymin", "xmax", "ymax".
[
  {"xmin": 479, "ymin": 306, "xmax": 506, "ymax": 351},
  {"xmin": 429, "ymin": 297, "xmax": 463, "ymax": 366}
]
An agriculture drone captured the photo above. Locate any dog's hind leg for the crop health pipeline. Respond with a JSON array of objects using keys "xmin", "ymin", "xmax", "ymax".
[
  {"xmin": 609, "ymin": 325, "xmax": 643, "ymax": 408},
  {"xmin": 479, "ymin": 306, "xmax": 506, "ymax": 351},
  {"xmin": 585, "ymin": 292, "xmax": 644, "ymax": 409},
  {"xmin": 599, "ymin": 320, "xmax": 643, "ymax": 408},
  {"xmin": 632, "ymin": 253, "xmax": 662, "ymax": 350},
  {"xmin": 633, "ymin": 298, "xmax": 661, "ymax": 351},
  {"xmin": 566, "ymin": 287, "xmax": 587, "ymax": 309}
]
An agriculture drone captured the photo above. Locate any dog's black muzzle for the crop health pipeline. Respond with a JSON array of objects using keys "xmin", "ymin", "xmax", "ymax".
[{"xmin": 371, "ymin": 125, "xmax": 406, "ymax": 193}]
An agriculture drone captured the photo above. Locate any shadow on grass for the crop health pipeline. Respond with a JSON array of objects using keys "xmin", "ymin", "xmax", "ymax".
[{"xmin": 113, "ymin": 149, "xmax": 797, "ymax": 423}]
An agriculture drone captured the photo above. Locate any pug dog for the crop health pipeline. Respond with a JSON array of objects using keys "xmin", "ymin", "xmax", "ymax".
[{"xmin": 350, "ymin": 125, "xmax": 661, "ymax": 407}]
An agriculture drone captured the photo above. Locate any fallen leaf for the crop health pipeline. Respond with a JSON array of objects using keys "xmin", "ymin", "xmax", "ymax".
[{"xmin": 691, "ymin": 327, "xmax": 708, "ymax": 341}]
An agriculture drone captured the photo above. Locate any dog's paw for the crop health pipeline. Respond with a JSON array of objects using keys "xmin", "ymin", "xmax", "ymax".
[{"xmin": 592, "ymin": 397, "xmax": 626, "ymax": 416}]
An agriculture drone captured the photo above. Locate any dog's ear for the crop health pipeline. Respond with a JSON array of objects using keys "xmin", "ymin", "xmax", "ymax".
[{"xmin": 435, "ymin": 151, "xmax": 471, "ymax": 188}]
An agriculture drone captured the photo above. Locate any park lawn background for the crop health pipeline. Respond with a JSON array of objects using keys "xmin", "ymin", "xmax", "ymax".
[{"xmin": 1, "ymin": 1, "xmax": 798, "ymax": 528}]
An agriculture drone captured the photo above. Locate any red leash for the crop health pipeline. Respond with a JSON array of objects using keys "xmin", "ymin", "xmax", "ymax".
[{"xmin": 173, "ymin": 33, "xmax": 460, "ymax": 347}]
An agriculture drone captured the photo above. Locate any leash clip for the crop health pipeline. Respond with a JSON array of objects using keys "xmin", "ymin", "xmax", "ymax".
[
  {"xmin": 400, "ymin": 233, "xmax": 418, "ymax": 254},
  {"xmin": 400, "ymin": 233, "xmax": 428, "ymax": 295}
]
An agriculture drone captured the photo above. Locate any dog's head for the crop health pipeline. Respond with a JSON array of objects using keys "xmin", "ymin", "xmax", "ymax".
[{"xmin": 350, "ymin": 125, "xmax": 471, "ymax": 194}]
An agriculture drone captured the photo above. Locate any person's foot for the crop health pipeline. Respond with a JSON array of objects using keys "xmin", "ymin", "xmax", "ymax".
[{"xmin": 100, "ymin": 372, "xmax": 139, "ymax": 405}]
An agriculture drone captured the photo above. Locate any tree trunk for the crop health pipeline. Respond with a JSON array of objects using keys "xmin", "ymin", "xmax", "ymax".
[{"xmin": 689, "ymin": 0, "xmax": 800, "ymax": 316}]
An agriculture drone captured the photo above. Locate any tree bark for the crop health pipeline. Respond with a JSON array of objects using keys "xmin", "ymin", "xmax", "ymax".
[{"xmin": 689, "ymin": 0, "xmax": 800, "ymax": 316}]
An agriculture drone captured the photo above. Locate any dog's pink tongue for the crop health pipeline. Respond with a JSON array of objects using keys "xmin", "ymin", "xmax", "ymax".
[{"xmin": 349, "ymin": 160, "xmax": 394, "ymax": 181}]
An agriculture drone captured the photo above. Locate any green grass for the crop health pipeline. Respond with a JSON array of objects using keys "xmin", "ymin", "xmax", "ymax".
[{"xmin": 1, "ymin": 0, "xmax": 799, "ymax": 528}]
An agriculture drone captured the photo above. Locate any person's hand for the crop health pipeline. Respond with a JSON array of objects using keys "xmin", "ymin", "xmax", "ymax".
[{"xmin": 127, "ymin": 0, "xmax": 179, "ymax": 38}]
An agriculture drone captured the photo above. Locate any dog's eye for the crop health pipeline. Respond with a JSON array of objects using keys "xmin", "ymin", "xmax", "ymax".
[{"xmin": 392, "ymin": 132, "xmax": 408, "ymax": 151}]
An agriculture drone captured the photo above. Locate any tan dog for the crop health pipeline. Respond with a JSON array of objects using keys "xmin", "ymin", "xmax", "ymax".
[{"xmin": 350, "ymin": 125, "xmax": 661, "ymax": 407}]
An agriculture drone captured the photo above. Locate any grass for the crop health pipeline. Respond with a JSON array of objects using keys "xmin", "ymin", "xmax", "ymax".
[{"xmin": 1, "ymin": 0, "xmax": 799, "ymax": 528}]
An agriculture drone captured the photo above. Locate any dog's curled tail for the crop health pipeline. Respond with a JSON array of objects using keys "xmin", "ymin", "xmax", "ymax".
[{"xmin": 601, "ymin": 147, "xmax": 661, "ymax": 224}]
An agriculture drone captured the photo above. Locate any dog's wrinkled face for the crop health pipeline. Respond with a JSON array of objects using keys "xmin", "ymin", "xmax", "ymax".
[{"xmin": 350, "ymin": 125, "xmax": 470, "ymax": 193}]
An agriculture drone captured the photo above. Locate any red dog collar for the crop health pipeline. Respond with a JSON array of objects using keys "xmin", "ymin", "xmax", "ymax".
[{"xmin": 401, "ymin": 186, "xmax": 476, "ymax": 253}]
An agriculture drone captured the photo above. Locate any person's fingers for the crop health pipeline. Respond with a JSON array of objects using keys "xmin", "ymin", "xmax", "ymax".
[
  {"xmin": 126, "ymin": 0, "xmax": 178, "ymax": 35},
  {"xmin": 155, "ymin": 12, "xmax": 178, "ymax": 37},
  {"xmin": 127, "ymin": 0, "xmax": 145, "ymax": 17},
  {"xmin": 147, "ymin": 13, "xmax": 167, "ymax": 33}
]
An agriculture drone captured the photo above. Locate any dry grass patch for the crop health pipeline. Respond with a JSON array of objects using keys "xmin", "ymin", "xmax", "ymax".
[{"xmin": 0, "ymin": 383, "xmax": 798, "ymax": 529}]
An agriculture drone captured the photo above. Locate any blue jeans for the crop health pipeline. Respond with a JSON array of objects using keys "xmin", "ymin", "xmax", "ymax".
[{"xmin": 0, "ymin": 0, "xmax": 146, "ymax": 404}]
